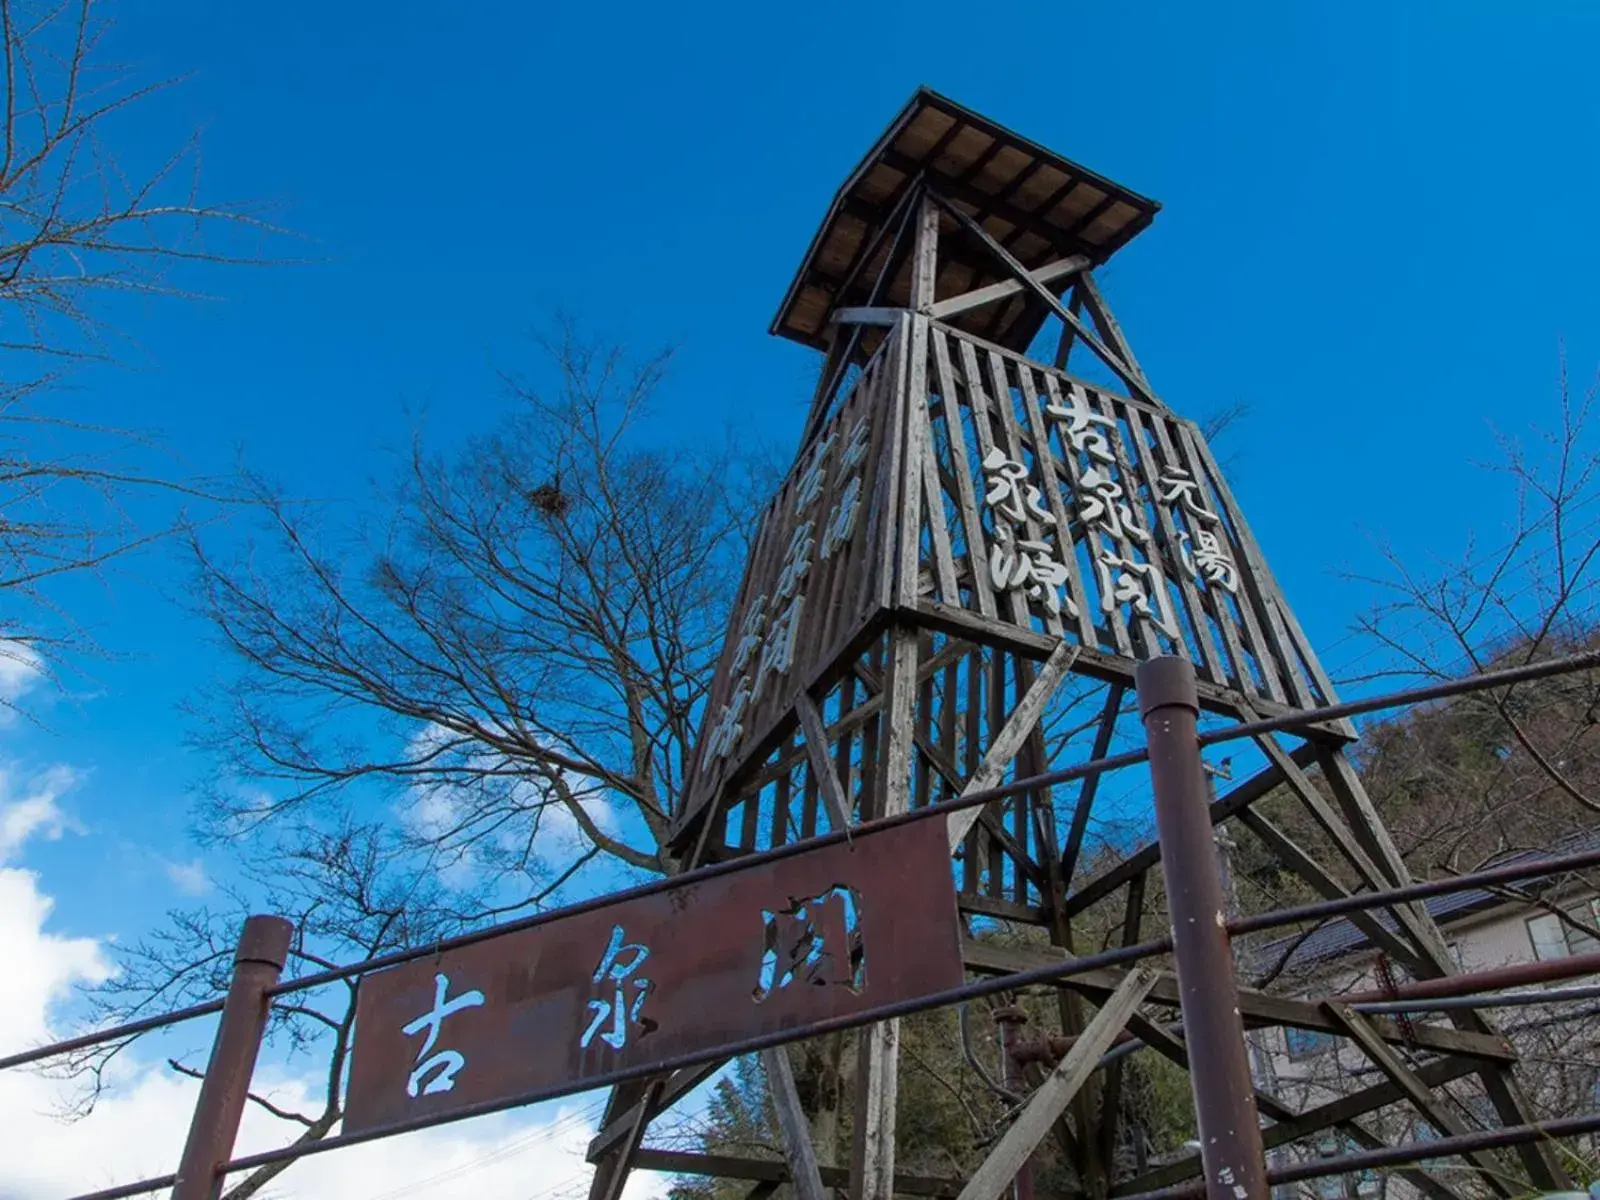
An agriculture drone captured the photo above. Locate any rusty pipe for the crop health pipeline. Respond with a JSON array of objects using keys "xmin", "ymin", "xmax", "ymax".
[
  {"xmin": 170, "ymin": 915, "xmax": 293, "ymax": 1200},
  {"xmin": 1138, "ymin": 656, "xmax": 1268, "ymax": 1200}
]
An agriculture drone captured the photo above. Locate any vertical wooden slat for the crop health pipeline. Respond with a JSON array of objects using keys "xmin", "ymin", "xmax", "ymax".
[
  {"xmin": 1178, "ymin": 423, "xmax": 1305, "ymax": 706},
  {"xmin": 1015, "ymin": 361, "xmax": 1097, "ymax": 643},
  {"xmin": 917, "ymin": 398, "xmax": 962, "ymax": 605},
  {"xmin": 930, "ymin": 327, "xmax": 998, "ymax": 620},
  {"xmin": 1143, "ymin": 411, "xmax": 1252, "ymax": 695},
  {"xmin": 982, "ymin": 347, "xmax": 1064, "ymax": 639},
  {"xmin": 1040, "ymin": 371, "xmax": 1135, "ymax": 657},
  {"xmin": 962, "ymin": 647, "xmax": 984, "ymax": 895},
  {"xmin": 1121, "ymin": 406, "xmax": 1226, "ymax": 684},
  {"xmin": 957, "ymin": 336, "xmax": 1032, "ymax": 631}
]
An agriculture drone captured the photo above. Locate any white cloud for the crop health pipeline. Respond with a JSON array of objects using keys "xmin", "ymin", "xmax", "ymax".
[
  {"xmin": 401, "ymin": 722, "xmax": 620, "ymax": 884},
  {"xmin": 0, "ymin": 754, "xmax": 672, "ymax": 1200},
  {"xmin": 0, "ymin": 764, "xmax": 80, "ymax": 864},
  {"xmin": 161, "ymin": 856, "xmax": 212, "ymax": 897},
  {"xmin": 0, "ymin": 640, "xmax": 44, "ymax": 711}
]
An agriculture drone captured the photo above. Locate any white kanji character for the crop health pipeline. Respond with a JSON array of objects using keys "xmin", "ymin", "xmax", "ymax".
[
  {"xmin": 793, "ymin": 434, "xmax": 833, "ymax": 515},
  {"xmin": 1044, "ymin": 382, "xmax": 1117, "ymax": 464},
  {"xmin": 729, "ymin": 595, "xmax": 767, "ymax": 674},
  {"xmin": 581, "ymin": 925, "xmax": 654, "ymax": 1051},
  {"xmin": 774, "ymin": 522, "xmax": 815, "ymax": 602},
  {"xmin": 401, "ymin": 973, "xmax": 486, "ymax": 1098},
  {"xmin": 750, "ymin": 596, "xmax": 804, "ymax": 704},
  {"xmin": 982, "ymin": 448, "xmax": 1055, "ymax": 527},
  {"xmin": 705, "ymin": 676, "xmax": 753, "ymax": 762},
  {"xmin": 837, "ymin": 418, "xmax": 871, "ymax": 475},
  {"xmin": 820, "ymin": 476, "xmax": 862, "ymax": 561}
]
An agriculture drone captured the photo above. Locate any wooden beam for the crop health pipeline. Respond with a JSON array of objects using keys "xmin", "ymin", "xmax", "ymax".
[
  {"xmin": 955, "ymin": 968, "xmax": 1158, "ymax": 1200},
  {"xmin": 1064, "ymin": 746, "xmax": 1314, "ymax": 918},
  {"xmin": 851, "ymin": 1014, "xmax": 902, "ymax": 1200},
  {"xmin": 1111, "ymin": 1053, "xmax": 1476, "ymax": 1198},
  {"xmin": 925, "ymin": 190, "xmax": 1158, "ymax": 408},
  {"xmin": 762, "ymin": 1047, "xmax": 828, "ymax": 1200},
  {"xmin": 795, "ymin": 691, "xmax": 852, "ymax": 829},
  {"xmin": 1060, "ymin": 684, "xmax": 1125, "ymax": 882},
  {"xmin": 910, "ymin": 196, "xmax": 940, "ymax": 311},
  {"xmin": 587, "ymin": 1059, "xmax": 725, "ymax": 1160},
  {"xmin": 1326, "ymin": 1004, "xmax": 1516, "ymax": 1197},
  {"xmin": 927, "ymin": 255, "xmax": 1090, "ymax": 321},
  {"xmin": 959, "ymin": 943, "xmax": 1518, "ymax": 1063},
  {"xmin": 1073, "ymin": 270, "xmax": 1150, "ymax": 391},
  {"xmin": 1235, "ymin": 808, "xmax": 1423, "ymax": 967},
  {"xmin": 594, "ymin": 1078, "xmax": 662, "ymax": 1200},
  {"xmin": 830, "ymin": 305, "xmax": 902, "ymax": 327},
  {"xmin": 947, "ymin": 641, "xmax": 1078, "ymax": 849},
  {"xmin": 628, "ymin": 1150, "xmax": 963, "ymax": 1197}
]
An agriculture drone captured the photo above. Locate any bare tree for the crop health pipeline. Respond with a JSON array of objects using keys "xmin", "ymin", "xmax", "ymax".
[
  {"xmin": 76, "ymin": 819, "xmax": 526, "ymax": 1200},
  {"xmin": 185, "ymin": 327, "xmax": 750, "ymax": 879},
  {"xmin": 0, "ymin": 0, "xmax": 278, "ymax": 690},
  {"xmin": 61, "ymin": 327, "xmax": 756, "ymax": 1180}
]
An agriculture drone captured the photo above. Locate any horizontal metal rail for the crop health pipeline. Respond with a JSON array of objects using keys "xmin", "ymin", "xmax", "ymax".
[
  {"xmin": 1354, "ymin": 981, "xmax": 1600, "ymax": 1014},
  {"xmin": 11, "ymin": 645, "xmax": 1598, "ymax": 1075},
  {"xmin": 13, "ymin": 646, "xmax": 1600, "ymax": 1200},
  {"xmin": 1117, "ymin": 1109, "xmax": 1600, "ymax": 1199}
]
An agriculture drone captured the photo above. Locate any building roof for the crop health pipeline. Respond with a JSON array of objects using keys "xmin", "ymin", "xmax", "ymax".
[
  {"xmin": 1246, "ymin": 830, "xmax": 1600, "ymax": 976},
  {"xmin": 770, "ymin": 87, "xmax": 1160, "ymax": 355}
]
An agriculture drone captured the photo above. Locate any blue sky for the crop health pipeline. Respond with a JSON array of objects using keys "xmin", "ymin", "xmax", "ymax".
[{"xmin": 4, "ymin": 1, "xmax": 1600, "ymax": 1192}]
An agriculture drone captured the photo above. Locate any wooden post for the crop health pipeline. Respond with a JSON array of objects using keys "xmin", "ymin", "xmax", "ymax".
[
  {"xmin": 171, "ymin": 915, "xmax": 292, "ymax": 1200},
  {"xmin": 956, "ymin": 968, "xmax": 1157, "ymax": 1200}
]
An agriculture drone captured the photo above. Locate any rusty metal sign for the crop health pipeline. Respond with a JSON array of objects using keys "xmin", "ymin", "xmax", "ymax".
[{"xmin": 343, "ymin": 815, "xmax": 962, "ymax": 1136}]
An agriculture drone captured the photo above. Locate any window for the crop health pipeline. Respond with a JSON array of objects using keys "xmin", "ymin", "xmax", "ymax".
[
  {"xmin": 1285, "ymin": 1027, "xmax": 1335, "ymax": 1059},
  {"xmin": 1526, "ymin": 899, "xmax": 1600, "ymax": 960}
]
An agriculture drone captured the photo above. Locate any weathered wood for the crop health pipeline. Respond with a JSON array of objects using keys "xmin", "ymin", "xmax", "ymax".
[
  {"xmin": 1060, "ymin": 684, "xmax": 1125, "ymax": 882},
  {"xmin": 831, "ymin": 305, "xmax": 902, "ymax": 326},
  {"xmin": 947, "ymin": 641, "xmax": 1077, "ymax": 848},
  {"xmin": 1142, "ymin": 412, "xmax": 1253, "ymax": 695},
  {"xmin": 1065, "ymin": 746, "xmax": 1311, "ymax": 918},
  {"xmin": 1111, "ymin": 1050, "xmax": 1474, "ymax": 1198},
  {"xmin": 928, "ymin": 189, "xmax": 1158, "ymax": 408},
  {"xmin": 1326, "ymin": 1005, "xmax": 1516, "ymax": 1197},
  {"xmin": 955, "ymin": 968, "xmax": 1158, "ymax": 1200},
  {"xmin": 762, "ymin": 1047, "xmax": 828, "ymax": 1200},
  {"xmin": 1072, "ymin": 270, "xmax": 1150, "ymax": 392},
  {"xmin": 956, "ymin": 335, "xmax": 1033, "ymax": 631},
  {"xmin": 1052, "ymin": 285, "xmax": 1085, "ymax": 371},
  {"xmin": 1014, "ymin": 362, "xmax": 1095, "ymax": 641},
  {"xmin": 982, "ymin": 348, "xmax": 1064, "ymax": 639},
  {"xmin": 795, "ymin": 691, "xmax": 852, "ymax": 830},
  {"xmin": 1235, "ymin": 807, "xmax": 1423, "ymax": 967},
  {"xmin": 927, "ymin": 254, "xmax": 1091, "ymax": 321},
  {"xmin": 1122, "ymin": 405, "xmax": 1227, "ymax": 684},
  {"xmin": 1037, "ymin": 371, "xmax": 1135, "ymax": 656},
  {"xmin": 929, "ymin": 330, "xmax": 996, "ymax": 620},
  {"xmin": 851, "ymin": 1015, "xmax": 902, "ymax": 1200},
  {"xmin": 629, "ymin": 1149, "xmax": 963, "ymax": 1197},
  {"xmin": 911, "ymin": 197, "xmax": 940, "ymax": 312},
  {"xmin": 586, "ymin": 1060, "xmax": 725, "ymax": 1161},
  {"xmin": 960, "ymin": 942, "xmax": 1519, "ymax": 1063},
  {"xmin": 917, "ymin": 399, "xmax": 962, "ymax": 605},
  {"xmin": 1245, "ymin": 726, "xmax": 1441, "ymax": 973},
  {"xmin": 594, "ymin": 1078, "xmax": 662, "ymax": 1200}
]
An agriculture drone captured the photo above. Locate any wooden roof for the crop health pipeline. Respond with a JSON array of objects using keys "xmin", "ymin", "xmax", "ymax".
[{"xmin": 772, "ymin": 88, "xmax": 1160, "ymax": 354}]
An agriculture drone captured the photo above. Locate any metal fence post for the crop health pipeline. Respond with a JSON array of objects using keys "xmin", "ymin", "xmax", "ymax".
[
  {"xmin": 171, "ymin": 914, "xmax": 294, "ymax": 1200},
  {"xmin": 1135, "ymin": 656, "xmax": 1269, "ymax": 1200}
]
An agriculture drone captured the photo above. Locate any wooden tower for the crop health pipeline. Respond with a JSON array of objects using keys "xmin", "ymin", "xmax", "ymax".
[{"xmin": 584, "ymin": 89, "xmax": 1569, "ymax": 1200}]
